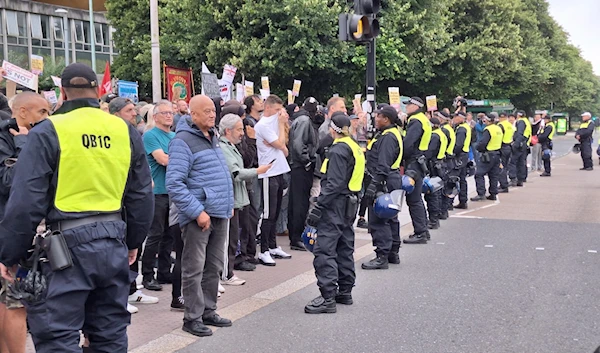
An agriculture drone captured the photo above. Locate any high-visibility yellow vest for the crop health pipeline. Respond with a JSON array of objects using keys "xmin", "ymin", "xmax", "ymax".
[
  {"xmin": 320, "ymin": 136, "xmax": 365, "ymax": 192},
  {"xmin": 51, "ymin": 107, "xmax": 131, "ymax": 213},
  {"xmin": 518, "ymin": 117, "xmax": 532, "ymax": 145},
  {"xmin": 580, "ymin": 121, "xmax": 591, "ymax": 129},
  {"xmin": 541, "ymin": 121, "xmax": 555, "ymax": 141},
  {"xmin": 432, "ymin": 129, "xmax": 448, "ymax": 160},
  {"xmin": 407, "ymin": 112, "xmax": 432, "ymax": 151},
  {"xmin": 457, "ymin": 122, "xmax": 471, "ymax": 153},
  {"xmin": 442, "ymin": 123, "xmax": 456, "ymax": 155},
  {"xmin": 367, "ymin": 126, "xmax": 403, "ymax": 169},
  {"xmin": 498, "ymin": 120, "xmax": 514, "ymax": 144},
  {"xmin": 484, "ymin": 124, "xmax": 503, "ymax": 151}
]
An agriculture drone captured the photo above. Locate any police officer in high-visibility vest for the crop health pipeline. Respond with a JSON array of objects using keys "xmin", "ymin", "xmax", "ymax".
[
  {"xmin": 576, "ymin": 112, "xmax": 595, "ymax": 171},
  {"xmin": 438, "ymin": 111, "xmax": 455, "ymax": 220},
  {"xmin": 305, "ymin": 113, "xmax": 364, "ymax": 313},
  {"xmin": 538, "ymin": 114, "xmax": 555, "ymax": 177},
  {"xmin": 470, "ymin": 113, "xmax": 502, "ymax": 201},
  {"xmin": 424, "ymin": 116, "xmax": 448, "ymax": 230},
  {"xmin": 402, "ymin": 97, "xmax": 433, "ymax": 244},
  {"xmin": 0, "ymin": 63, "xmax": 154, "ymax": 353},
  {"xmin": 509, "ymin": 110, "xmax": 531, "ymax": 186},
  {"xmin": 451, "ymin": 111, "xmax": 471, "ymax": 210},
  {"xmin": 497, "ymin": 112, "xmax": 514, "ymax": 192},
  {"xmin": 362, "ymin": 106, "xmax": 403, "ymax": 269}
]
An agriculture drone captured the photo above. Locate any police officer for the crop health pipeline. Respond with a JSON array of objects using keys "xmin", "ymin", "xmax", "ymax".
[
  {"xmin": 451, "ymin": 111, "xmax": 471, "ymax": 209},
  {"xmin": 362, "ymin": 106, "xmax": 403, "ymax": 268},
  {"xmin": 470, "ymin": 113, "xmax": 502, "ymax": 201},
  {"xmin": 424, "ymin": 116, "xmax": 448, "ymax": 230},
  {"xmin": 497, "ymin": 112, "xmax": 514, "ymax": 192},
  {"xmin": 439, "ymin": 111, "xmax": 456, "ymax": 219},
  {"xmin": 509, "ymin": 110, "xmax": 531, "ymax": 186},
  {"xmin": 0, "ymin": 63, "xmax": 154, "ymax": 353},
  {"xmin": 538, "ymin": 114, "xmax": 555, "ymax": 176},
  {"xmin": 305, "ymin": 113, "xmax": 364, "ymax": 314},
  {"xmin": 576, "ymin": 112, "xmax": 594, "ymax": 171}
]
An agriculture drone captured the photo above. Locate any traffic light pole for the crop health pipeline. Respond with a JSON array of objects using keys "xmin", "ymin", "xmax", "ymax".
[{"xmin": 366, "ymin": 38, "xmax": 376, "ymax": 136}]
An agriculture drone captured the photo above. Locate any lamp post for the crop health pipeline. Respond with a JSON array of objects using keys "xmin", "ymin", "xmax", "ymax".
[
  {"xmin": 88, "ymin": 0, "xmax": 96, "ymax": 72},
  {"xmin": 55, "ymin": 8, "xmax": 69, "ymax": 66}
]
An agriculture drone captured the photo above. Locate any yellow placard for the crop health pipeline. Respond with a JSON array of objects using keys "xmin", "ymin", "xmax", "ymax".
[
  {"xmin": 426, "ymin": 95, "xmax": 438, "ymax": 112},
  {"xmin": 244, "ymin": 80, "xmax": 254, "ymax": 97},
  {"xmin": 292, "ymin": 79, "xmax": 301, "ymax": 97},
  {"xmin": 31, "ymin": 55, "xmax": 44, "ymax": 75},
  {"xmin": 261, "ymin": 76, "xmax": 269, "ymax": 91},
  {"xmin": 288, "ymin": 90, "xmax": 294, "ymax": 104},
  {"xmin": 388, "ymin": 87, "xmax": 400, "ymax": 105}
]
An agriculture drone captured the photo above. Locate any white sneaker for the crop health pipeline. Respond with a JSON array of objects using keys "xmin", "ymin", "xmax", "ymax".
[
  {"xmin": 222, "ymin": 275, "xmax": 246, "ymax": 286},
  {"xmin": 127, "ymin": 303, "xmax": 139, "ymax": 314},
  {"xmin": 259, "ymin": 251, "xmax": 276, "ymax": 266},
  {"xmin": 218, "ymin": 283, "xmax": 226, "ymax": 293},
  {"xmin": 269, "ymin": 246, "xmax": 292, "ymax": 259},
  {"xmin": 128, "ymin": 290, "xmax": 159, "ymax": 304}
]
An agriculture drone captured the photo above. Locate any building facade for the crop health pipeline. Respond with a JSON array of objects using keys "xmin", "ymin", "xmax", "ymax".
[{"xmin": 1, "ymin": 0, "xmax": 115, "ymax": 74}]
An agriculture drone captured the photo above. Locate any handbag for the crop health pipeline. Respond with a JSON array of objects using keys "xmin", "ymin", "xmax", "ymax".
[{"xmin": 530, "ymin": 135, "xmax": 539, "ymax": 145}]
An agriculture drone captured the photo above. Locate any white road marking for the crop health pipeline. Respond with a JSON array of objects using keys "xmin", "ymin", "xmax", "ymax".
[
  {"xmin": 436, "ymin": 242, "xmax": 445, "ymax": 245},
  {"xmin": 451, "ymin": 215, "xmax": 483, "ymax": 219},
  {"xmin": 484, "ymin": 245, "xmax": 494, "ymax": 248},
  {"xmin": 588, "ymin": 250, "xmax": 597, "ymax": 253},
  {"xmin": 535, "ymin": 247, "xmax": 545, "ymax": 251}
]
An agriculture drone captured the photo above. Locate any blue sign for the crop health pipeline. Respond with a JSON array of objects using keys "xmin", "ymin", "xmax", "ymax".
[{"xmin": 117, "ymin": 80, "xmax": 139, "ymax": 103}]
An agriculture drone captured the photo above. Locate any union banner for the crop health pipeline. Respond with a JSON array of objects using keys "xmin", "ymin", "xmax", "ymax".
[{"xmin": 164, "ymin": 64, "xmax": 194, "ymax": 103}]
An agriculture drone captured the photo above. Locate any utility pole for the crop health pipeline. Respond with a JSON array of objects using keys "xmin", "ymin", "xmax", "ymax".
[
  {"xmin": 150, "ymin": 0, "xmax": 161, "ymax": 102},
  {"xmin": 366, "ymin": 38, "xmax": 376, "ymax": 136},
  {"xmin": 88, "ymin": 0, "xmax": 96, "ymax": 72}
]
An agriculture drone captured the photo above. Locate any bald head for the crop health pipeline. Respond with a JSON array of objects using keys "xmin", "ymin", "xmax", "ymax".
[
  {"xmin": 12, "ymin": 92, "xmax": 49, "ymax": 126},
  {"xmin": 189, "ymin": 95, "xmax": 216, "ymax": 133}
]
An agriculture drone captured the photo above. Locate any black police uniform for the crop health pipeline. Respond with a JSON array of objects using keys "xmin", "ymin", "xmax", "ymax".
[
  {"xmin": 0, "ymin": 97, "xmax": 154, "ymax": 353},
  {"xmin": 424, "ymin": 128, "xmax": 446, "ymax": 229},
  {"xmin": 471, "ymin": 123, "xmax": 502, "ymax": 200},
  {"xmin": 576, "ymin": 119, "xmax": 595, "ymax": 170},
  {"xmin": 453, "ymin": 121, "xmax": 471, "ymax": 207},
  {"xmin": 497, "ymin": 120, "xmax": 514, "ymax": 191},
  {"xmin": 440, "ymin": 121, "xmax": 455, "ymax": 218},
  {"xmin": 538, "ymin": 121, "xmax": 555, "ymax": 175},
  {"xmin": 509, "ymin": 117, "xmax": 530, "ymax": 185}
]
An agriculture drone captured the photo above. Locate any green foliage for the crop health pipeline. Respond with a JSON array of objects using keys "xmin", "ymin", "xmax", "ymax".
[{"xmin": 106, "ymin": 0, "xmax": 600, "ymax": 115}]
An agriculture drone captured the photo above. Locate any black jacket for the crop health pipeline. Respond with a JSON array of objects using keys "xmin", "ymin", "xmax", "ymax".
[
  {"xmin": 0, "ymin": 119, "xmax": 27, "ymax": 218},
  {"xmin": 317, "ymin": 141, "xmax": 354, "ymax": 208},
  {"xmin": 0, "ymin": 98, "xmax": 154, "ymax": 266},
  {"xmin": 367, "ymin": 125, "xmax": 401, "ymax": 185},
  {"xmin": 576, "ymin": 120, "xmax": 595, "ymax": 142},
  {"xmin": 403, "ymin": 111, "xmax": 426, "ymax": 161},
  {"xmin": 454, "ymin": 124, "xmax": 468, "ymax": 155},
  {"xmin": 289, "ymin": 109, "xmax": 317, "ymax": 169},
  {"xmin": 426, "ymin": 130, "xmax": 442, "ymax": 161},
  {"xmin": 538, "ymin": 123, "xmax": 554, "ymax": 149},
  {"xmin": 476, "ymin": 129, "xmax": 492, "ymax": 152}
]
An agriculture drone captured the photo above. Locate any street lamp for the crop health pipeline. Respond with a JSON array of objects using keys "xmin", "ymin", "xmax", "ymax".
[{"xmin": 55, "ymin": 8, "xmax": 69, "ymax": 66}]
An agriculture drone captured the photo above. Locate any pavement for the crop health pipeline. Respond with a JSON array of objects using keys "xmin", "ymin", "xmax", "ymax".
[{"xmin": 25, "ymin": 133, "xmax": 599, "ymax": 353}]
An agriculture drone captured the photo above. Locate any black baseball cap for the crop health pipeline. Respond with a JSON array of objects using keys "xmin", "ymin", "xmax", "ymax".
[
  {"xmin": 330, "ymin": 112, "xmax": 351, "ymax": 134},
  {"xmin": 61, "ymin": 63, "xmax": 98, "ymax": 88},
  {"xmin": 374, "ymin": 105, "xmax": 398, "ymax": 122}
]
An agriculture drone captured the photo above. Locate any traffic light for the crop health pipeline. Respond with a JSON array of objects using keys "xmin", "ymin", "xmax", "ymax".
[{"xmin": 339, "ymin": 0, "xmax": 381, "ymax": 42}]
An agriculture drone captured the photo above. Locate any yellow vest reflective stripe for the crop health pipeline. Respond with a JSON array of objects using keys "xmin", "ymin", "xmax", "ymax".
[
  {"xmin": 498, "ymin": 120, "xmax": 514, "ymax": 144},
  {"xmin": 367, "ymin": 127, "xmax": 403, "ymax": 169},
  {"xmin": 580, "ymin": 121, "xmax": 591, "ymax": 129},
  {"xmin": 320, "ymin": 136, "xmax": 365, "ymax": 192},
  {"xmin": 542, "ymin": 122, "xmax": 555, "ymax": 141},
  {"xmin": 518, "ymin": 117, "xmax": 532, "ymax": 145},
  {"xmin": 432, "ymin": 129, "xmax": 448, "ymax": 160},
  {"xmin": 51, "ymin": 107, "xmax": 131, "ymax": 213},
  {"xmin": 484, "ymin": 124, "xmax": 503, "ymax": 151},
  {"xmin": 458, "ymin": 123, "xmax": 471, "ymax": 153},
  {"xmin": 408, "ymin": 112, "xmax": 432, "ymax": 151},
  {"xmin": 442, "ymin": 124, "xmax": 456, "ymax": 155}
]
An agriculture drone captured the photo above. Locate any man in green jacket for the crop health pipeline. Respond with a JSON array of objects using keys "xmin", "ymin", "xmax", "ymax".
[{"xmin": 218, "ymin": 114, "xmax": 272, "ymax": 285}]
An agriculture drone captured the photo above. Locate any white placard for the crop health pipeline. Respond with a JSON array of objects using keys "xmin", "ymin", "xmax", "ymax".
[{"xmin": 2, "ymin": 61, "xmax": 38, "ymax": 91}]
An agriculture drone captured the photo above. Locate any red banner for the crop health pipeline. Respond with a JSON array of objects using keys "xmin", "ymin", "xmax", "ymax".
[
  {"xmin": 99, "ymin": 61, "xmax": 111, "ymax": 96},
  {"xmin": 164, "ymin": 65, "xmax": 193, "ymax": 103}
]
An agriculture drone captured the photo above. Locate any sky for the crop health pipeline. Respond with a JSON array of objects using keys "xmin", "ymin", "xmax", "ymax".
[{"xmin": 547, "ymin": 0, "xmax": 600, "ymax": 75}]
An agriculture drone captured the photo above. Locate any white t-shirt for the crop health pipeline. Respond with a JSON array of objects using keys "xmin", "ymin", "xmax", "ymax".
[{"xmin": 255, "ymin": 114, "xmax": 291, "ymax": 179}]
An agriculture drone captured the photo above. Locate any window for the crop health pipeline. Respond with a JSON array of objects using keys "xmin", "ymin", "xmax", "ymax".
[
  {"xmin": 31, "ymin": 14, "xmax": 43, "ymax": 39},
  {"xmin": 74, "ymin": 20, "xmax": 85, "ymax": 43},
  {"xmin": 31, "ymin": 14, "xmax": 51, "ymax": 47},
  {"xmin": 95, "ymin": 23, "xmax": 103, "ymax": 46},
  {"xmin": 6, "ymin": 11, "xmax": 27, "ymax": 46},
  {"xmin": 6, "ymin": 11, "xmax": 19, "ymax": 37},
  {"xmin": 53, "ymin": 17, "xmax": 63, "ymax": 40}
]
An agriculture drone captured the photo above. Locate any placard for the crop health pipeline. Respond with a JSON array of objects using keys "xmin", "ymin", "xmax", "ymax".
[
  {"xmin": 292, "ymin": 79, "xmax": 301, "ymax": 97},
  {"xmin": 201, "ymin": 73, "xmax": 221, "ymax": 100},
  {"xmin": 221, "ymin": 64, "xmax": 237, "ymax": 86},
  {"xmin": 117, "ymin": 80, "xmax": 139, "ymax": 103},
  {"xmin": 218, "ymin": 79, "xmax": 231, "ymax": 102},
  {"xmin": 244, "ymin": 80, "xmax": 254, "ymax": 97},
  {"xmin": 51, "ymin": 75, "xmax": 61, "ymax": 87},
  {"xmin": 236, "ymin": 83, "xmax": 245, "ymax": 102},
  {"xmin": 260, "ymin": 89, "xmax": 270, "ymax": 100},
  {"xmin": 43, "ymin": 90, "xmax": 58, "ymax": 104},
  {"xmin": 261, "ymin": 76, "xmax": 269, "ymax": 91},
  {"xmin": 288, "ymin": 90, "xmax": 294, "ymax": 104},
  {"xmin": 426, "ymin": 95, "xmax": 438, "ymax": 112},
  {"xmin": 2, "ymin": 61, "xmax": 38, "ymax": 91},
  {"xmin": 388, "ymin": 87, "xmax": 400, "ymax": 105},
  {"xmin": 30, "ymin": 55, "xmax": 44, "ymax": 75}
]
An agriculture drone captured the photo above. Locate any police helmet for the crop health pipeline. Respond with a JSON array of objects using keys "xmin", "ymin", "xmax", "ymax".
[
  {"xmin": 542, "ymin": 149, "xmax": 552, "ymax": 161},
  {"xmin": 573, "ymin": 143, "xmax": 581, "ymax": 154},
  {"xmin": 373, "ymin": 193, "xmax": 401, "ymax": 219}
]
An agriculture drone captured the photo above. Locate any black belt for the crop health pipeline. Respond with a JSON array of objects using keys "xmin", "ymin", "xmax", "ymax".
[{"xmin": 51, "ymin": 213, "xmax": 122, "ymax": 232}]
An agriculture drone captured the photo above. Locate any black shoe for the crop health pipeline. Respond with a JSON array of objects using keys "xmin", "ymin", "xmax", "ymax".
[
  {"xmin": 403, "ymin": 232, "xmax": 428, "ymax": 244},
  {"xmin": 439, "ymin": 211, "xmax": 449, "ymax": 220},
  {"xmin": 584, "ymin": 167, "xmax": 593, "ymax": 171},
  {"xmin": 428, "ymin": 219, "xmax": 440, "ymax": 229},
  {"xmin": 540, "ymin": 172, "xmax": 551, "ymax": 177},
  {"xmin": 388, "ymin": 252, "xmax": 400, "ymax": 264},
  {"xmin": 246, "ymin": 257, "xmax": 259, "ymax": 265},
  {"xmin": 182, "ymin": 320, "xmax": 213, "ymax": 337},
  {"xmin": 203, "ymin": 313, "xmax": 232, "ymax": 327},
  {"xmin": 516, "ymin": 182, "xmax": 524, "ymax": 187},
  {"xmin": 361, "ymin": 255, "xmax": 389, "ymax": 270},
  {"xmin": 448, "ymin": 204, "xmax": 454, "ymax": 211},
  {"xmin": 455, "ymin": 203, "xmax": 468, "ymax": 209},
  {"xmin": 509, "ymin": 180, "xmax": 518, "ymax": 187},
  {"xmin": 142, "ymin": 278, "xmax": 163, "ymax": 291},
  {"xmin": 498, "ymin": 188, "xmax": 509, "ymax": 193},
  {"xmin": 335, "ymin": 290, "xmax": 353, "ymax": 305},
  {"xmin": 234, "ymin": 261, "xmax": 256, "ymax": 271},
  {"xmin": 470, "ymin": 195, "xmax": 485, "ymax": 202},
  {"xmin": 157, "ymin": 276, "xmax": 172, "ymax": 285},
  {"xmin": 290, "ymin": 241, "xmax": 307, "ymax": 251},
  {"xmin": 170, "ymin": 297, "xmax": 185, "ymax": 312},
  {"xmin": 486, "ymin": 194, "xmax": 497, "ymax": 201},
  {"xmin": 356, "ymin": 217, "xmax": 368, "ymax": 229},
  {"xmin": 304, "ymin": 296, "xmax": 337, "ymax": 314}
]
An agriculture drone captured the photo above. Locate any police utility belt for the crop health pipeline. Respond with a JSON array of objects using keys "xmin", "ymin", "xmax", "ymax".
[{"xmin": 480, "ymin": 150, "xmax": 500, "ymax": 163}]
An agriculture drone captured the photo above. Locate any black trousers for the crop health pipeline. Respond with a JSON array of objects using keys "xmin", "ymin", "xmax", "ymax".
[
  {"xmin": 457, "ymin": 154, "xmax": 469, "ymax": 204},
  {"xmin": 368, "ymin": 174, "xmax": 401, "ymax": 256},
  {"xmin": 226, "ymin": 209, "xmax": 240, "ymax": 278},
  {"xmin": 358, "ymin": 173, "xmax": 372, "ymax": 218},
  {"xmin": 508, "ymin": 148, "xmax": 528, "ymax": 182},
  {"xmin": 475, "ymin": 152, "xmax": 500, "ymax": 196},
  {"xmin": 142, "ymin": 194, "xmax": 173, "ymax": 281},
  {"xmin": 313, "ymin": 196, "xmax": 355, "ymax": 299},
  {"xmin": 543, "ymin": 150, "xmax": 552, "ymax": 173},
  {"xmin": 405, "ymin": 163, "xmax": 428, "ymax": 234},
  {"xmin": 171, "ymin": 224, "xmax": 183, "ymax": 300},
  {"xmin": 581, "ymin": 139, "xmax": 593, "ymax": 168},
  {"xmin": 239, "ymin": 184, "xmax": 258, "ymax": 262},
  {"xmin": 288, "ymin": 167, "xmax": 314, "ymax": 245},
  {"xmin": 499, "ymin": 145, "xmax": 511, "ymax": 189},
  {"xmin": 260, "ymin": 174, "xmax": 284, "ymax": 253},
  {"xmin": 424, "ymin": 189, "xmax": 442, "ymax": 221}
]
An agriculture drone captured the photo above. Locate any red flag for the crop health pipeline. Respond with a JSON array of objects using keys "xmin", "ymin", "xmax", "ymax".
[
  {"xmin": 164, "ymin": 65, "xmax": 193, "ymax": 103},
  {"xmin": 99, "ymin": 61, "xmax": 112, "ymax": 96}
]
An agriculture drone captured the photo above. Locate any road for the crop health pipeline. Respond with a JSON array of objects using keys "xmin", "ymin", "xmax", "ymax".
[{"xmin": 175, "ymin": 137, "xmax": 600, "ymax": 353}]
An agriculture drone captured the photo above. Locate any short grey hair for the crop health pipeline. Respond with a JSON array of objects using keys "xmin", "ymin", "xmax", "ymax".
[
  {"xmin": 219, "ymin": 113, "xmax": 242, "ymax": 136},
  {"xmin": 153, "ymin": 99, "xmax": 172, "ymax": 115}
]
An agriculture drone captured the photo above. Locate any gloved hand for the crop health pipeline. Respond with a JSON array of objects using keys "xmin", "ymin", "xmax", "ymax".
[
  {"xmin": 306, "ymin": 206, "xmax": 322, "ymax": 227},
  {"xmin": 364, "ymin": 182, "xmax": 378, "ymax": 200}
]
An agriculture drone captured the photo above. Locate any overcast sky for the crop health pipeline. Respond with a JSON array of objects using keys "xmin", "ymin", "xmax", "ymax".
[{"xmin": 547, "ymin": 0, "xmax": 600, "ymax": 75}]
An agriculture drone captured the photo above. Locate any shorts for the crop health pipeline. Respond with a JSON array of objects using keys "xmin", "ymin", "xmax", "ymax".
[{"xmin": 0, "ymin": 277, "xmax": 24, "ymax": 309}]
